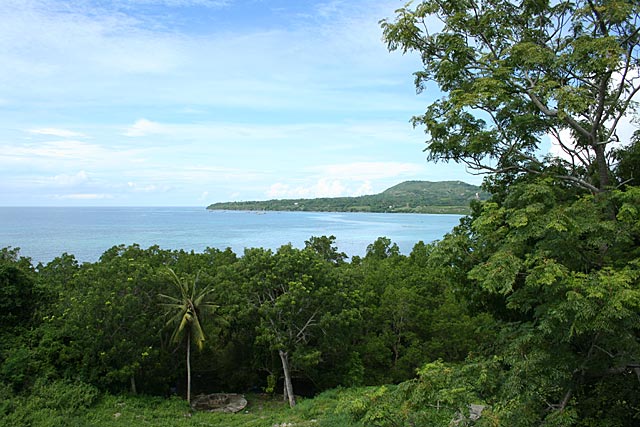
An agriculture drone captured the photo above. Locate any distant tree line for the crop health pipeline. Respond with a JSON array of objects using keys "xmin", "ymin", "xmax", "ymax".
[{"xmin": 207, "ymin": 181, "xmax": 488, "ymax": 214}]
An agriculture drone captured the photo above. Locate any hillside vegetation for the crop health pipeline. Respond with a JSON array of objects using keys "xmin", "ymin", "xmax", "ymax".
[{"xmin": 207, "ymin": 180, "xmax": 487, "ymax": 214}]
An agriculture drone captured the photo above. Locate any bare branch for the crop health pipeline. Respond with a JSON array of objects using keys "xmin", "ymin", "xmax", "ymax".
[{"xmin": 295, "ymin": 309, "xmax": 320, "ymax": 344}]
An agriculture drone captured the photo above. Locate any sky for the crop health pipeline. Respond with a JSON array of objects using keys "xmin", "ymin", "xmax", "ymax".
[{"xmin": 0, "ymin": 0, "xmax": 483, "ymax": 207}]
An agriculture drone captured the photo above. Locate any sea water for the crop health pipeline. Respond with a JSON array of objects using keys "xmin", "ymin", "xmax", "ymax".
[{"xmin": 0, "ymin": 207, "xmax": 463, "ymax": 264}]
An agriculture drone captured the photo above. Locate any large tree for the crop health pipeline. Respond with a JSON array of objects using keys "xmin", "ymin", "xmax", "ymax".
[
  {"xmin": 374, "ymin": 2, "xmax": 640, "ymax": 424},
  {"xmin": 38, "ymin": 246, "xmax": 172, "ymax": 395},
  {"xmin": 381, "ymin": 0, "xmax": 640, "ymax": 192},
  {"xmin": 241, "ymin": 244, "xmax": 352, "ymax": 408}
]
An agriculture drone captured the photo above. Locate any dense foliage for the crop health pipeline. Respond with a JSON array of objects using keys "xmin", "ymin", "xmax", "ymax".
[
  {"xmin": 0, "ymin": 236, "xmax": 486, "ymax": 395},
  {"xmin": 2, "ymin": 175, "xmax": 639, "ymax": 425},
  {"xmin": 207, "ymin": 180, "xmax": 488, "ymax": 214}
]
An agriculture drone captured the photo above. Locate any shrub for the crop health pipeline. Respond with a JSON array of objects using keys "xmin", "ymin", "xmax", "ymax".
[{"xmin": 0, "ymin": 379, "xmax": 100, "ymax": 427}]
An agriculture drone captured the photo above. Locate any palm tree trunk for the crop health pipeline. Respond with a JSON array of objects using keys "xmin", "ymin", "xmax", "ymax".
[
  {"xmin": 187, "ymin": 333, "xmax": 191, "ymax": 405},
  {"xmin": 279, "ymin": 349, "xmax": 296, "ymax": 408}
]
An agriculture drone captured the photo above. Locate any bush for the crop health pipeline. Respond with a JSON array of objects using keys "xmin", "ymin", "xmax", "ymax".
[
  {"xmin": 30, "ymin": 378, "xmax": 100, "ymax": 411},
  {"xmin": 0, "ymin": 379, "xmax": 99, "ymax": 427},
  {"xmin": 0, "ymin": 382, "xmax": 14, "ymax": 417}
]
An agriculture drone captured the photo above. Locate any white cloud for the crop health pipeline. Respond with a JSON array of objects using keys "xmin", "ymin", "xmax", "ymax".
[
  {"xmin": 124, "ymin": 119, "xmax": 166, "ymax": 137},
  {"xmin": 3, "ymin": 140, "xmax": 129, "ymax": 162},
  {"xmin": 6, "ymin": 140, "xmax": 101, "ymax": 160},
  {"xmin": 127, "ymin": 181, "xmax": 158, "ymax": 192},
  {"xmin": 52, "ymin": 170, "xmax": 90, "ymax": 187},
  {"xmin": 0, "ymin": 139, "xmax": 147, "ymax": 184},
  {"xmin": 355, "ymin": 180, "xmax": 373, "ymax": 195},
  {"xmin": 0, "ymin": 0, "xmax": 186, "ymax": 94},
  {"xmin": 123, "ymin": 119, "xmax": 169, "ymax": 137},
  {"xmin": 128, "ymin": 166, "xmax": 266, "ymax": 185},
  {"xmin": 266, "ymin": 178, "xmax": 372, "ymax": 199},
  {"xmin": 0, "ymin": 1, "xmax": 480, "ymax": 206},
  {"xmin": 266, "ymin": 182, "xmax": 310, "ymax": 199},
  {"xmin": 315, "ymin": 178, "xmax": 347, "ymax": 197},
  {"xmin": 0, "ymin": 0, "xmax": 423, "ymax": 113},
  {"xmin": 123, "ymin": 0, "xmax": 231, "ymax": 6},
  {"xmin": 55, "ymin": 193, "xmax": 113, "ymax": 200},
  {"xmin": 262, "ymin": 161, "xmax": 432, "ymax": 200},
  {"xmin": 114, "ymin": 120, "xmax": 422, "ymax": 158},
  {"xmin": 317, "ymin": 161, "xmax": 425, "ymax": 180},
  {"xmin": 28, "ymin": 128, "xmax": 87, "ymax": 138}
]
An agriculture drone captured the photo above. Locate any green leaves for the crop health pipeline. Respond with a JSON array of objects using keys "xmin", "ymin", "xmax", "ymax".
[
  {"xmin": 449, "ymin": 178, "xmax": 640, "ymax": 423},
  {"xmin": 159, "ymin": 268, "xmax": 217, "ymax": 351},
  {"xmin": 470, "ymin": 250, "xmax": 523, "ymax": 296},
  {"xmin": 382, "ymin": 0, "xmax": 640, "ymax": 191},
  {"xmin": 563, "ymin": 265, "xmax": 640, "ymax": 338}
]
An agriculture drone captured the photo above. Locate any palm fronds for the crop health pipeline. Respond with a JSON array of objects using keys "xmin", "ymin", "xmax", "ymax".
[{"xmin": 159, "ymin": 268, "xmax": 218, "ymax": 350}]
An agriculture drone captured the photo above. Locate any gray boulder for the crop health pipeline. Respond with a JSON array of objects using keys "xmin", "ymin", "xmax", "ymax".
[{"xmin": 190, "ymin": 393, "xmax": 248, "ymax": 413}]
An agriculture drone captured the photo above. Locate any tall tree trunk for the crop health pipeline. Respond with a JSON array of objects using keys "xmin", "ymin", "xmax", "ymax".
[
  {"xmin": 130, "ymin": 374, "xmax": 137, "ymax": 395},
  {"xmin": 187, "ymin": 333, "xmax": 191, "ymax": 405},
  {"xmin": 279, "ymin": 349, "xmax": 296, "ymax": 408},
  {"xmin": 594, "ymin": 144, "xmax": 610, "ymax": 190}
]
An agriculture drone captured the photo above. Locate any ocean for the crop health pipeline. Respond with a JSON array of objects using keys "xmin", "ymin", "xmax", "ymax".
[{"xmin": 0, "ymin": 207, "xmax": 463, "ymax": 265}]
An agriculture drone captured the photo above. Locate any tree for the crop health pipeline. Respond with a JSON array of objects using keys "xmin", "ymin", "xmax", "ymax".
[
  {"xmin": 0, "ymin": 248, "xmax": 37, "ymax": 331},
  {"xmin": 420, "ymin": 178, "xmax": 640, "ymax": 425},
  {"xmin": 379, "ymin": 4, "xmax": 640, "ymax": 418},
  {"xmin": 241, "ymin": 245, "xmax": 347, "ymax": 407},
  {"xmin": 37, "ymin": 246, "xmax": 172, "ymax": 395},
  {"xmin": 613, "ymin": 130, "xmax": 640, "ymax": 186},
  {"xmin": 304, "ymin": 235, "xmax": 347, "ymax": 265},
  {"xmin": 365, "ymin": 237, "xmax": 400, "ymax": 261},
  {"xmin": 381, "ymin": 0, "xmax": 640, "ymax": 192},
  {"xmin": 159, "ymin": 268, "xmax": 217, "ymax": 404},
  {"xmin": 0, "ymin": 248, "xmax": 41, "ymax": 391}
]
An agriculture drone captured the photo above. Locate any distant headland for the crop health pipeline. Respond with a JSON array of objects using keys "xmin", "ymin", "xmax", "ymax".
[{"xmin": 207, "ymin": 180, "xmax": 488, "ymax": 214}]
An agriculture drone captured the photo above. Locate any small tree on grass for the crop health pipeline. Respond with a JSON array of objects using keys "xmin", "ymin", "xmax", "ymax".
[{"xmin": 159, "ymin": 268, "xmax": 217, "ymax": 404}]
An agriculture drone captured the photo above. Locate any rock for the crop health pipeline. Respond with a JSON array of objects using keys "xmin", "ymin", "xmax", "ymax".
[
  {"xmin": 190, "ymin": 393, "xmax": 248, "ymax": 413},
  {"xmin": 469, "ymin": 404, "xmax": 484, "ymax": 421},
  {"xmin": 450, "ymin": 404, "xmax": 486, "ymax": 426}
]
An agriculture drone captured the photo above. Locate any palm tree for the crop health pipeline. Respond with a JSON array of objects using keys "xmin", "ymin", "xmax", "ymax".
[{"xmin": 159, "ymin": 268, "xmax": 217, "ymax": 404}]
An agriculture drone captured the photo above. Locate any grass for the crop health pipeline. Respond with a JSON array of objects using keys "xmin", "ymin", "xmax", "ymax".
[{"xmin": 6, "ymin": 389, "xmax": 362, "ymax": 427}]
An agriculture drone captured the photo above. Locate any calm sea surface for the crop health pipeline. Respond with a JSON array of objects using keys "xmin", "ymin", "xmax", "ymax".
[{"xmin": 0, "ymin": 207, "xmax": 463, "ymax": 264}]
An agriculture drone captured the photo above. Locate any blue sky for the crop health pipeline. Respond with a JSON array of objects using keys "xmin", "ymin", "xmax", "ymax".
[{"xmin": 0, "ymin": 0, "xmax": 482, "ymax": 207}]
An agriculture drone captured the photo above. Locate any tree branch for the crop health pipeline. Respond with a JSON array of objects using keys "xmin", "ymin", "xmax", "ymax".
[
  {"xmin": 295, "ymin": 309, "xmax": 320, "ymax": 344},
  {"xmin": 555, "ymin": 175, "xmax": 601, "ymax": 193}
]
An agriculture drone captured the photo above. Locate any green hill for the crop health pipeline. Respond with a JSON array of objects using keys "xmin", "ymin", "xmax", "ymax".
[{"xmin": 207, "ymin": 180, "xmax": 488, "ymax": 214}]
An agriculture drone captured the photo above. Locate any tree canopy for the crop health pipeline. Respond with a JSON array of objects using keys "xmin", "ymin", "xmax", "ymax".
[{"xmin": 381, "ymin": 0, "xmax": 640, "ymax": 192}]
